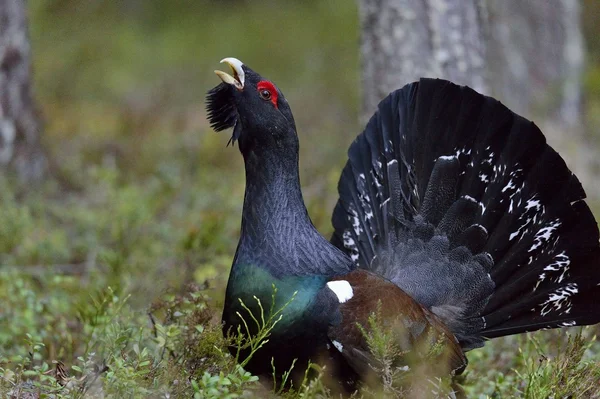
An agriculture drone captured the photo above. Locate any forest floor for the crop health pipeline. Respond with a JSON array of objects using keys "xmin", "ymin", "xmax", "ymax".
[{"xmin": 2, "ymin": 1, "xmax": 600, "ymax": 398}]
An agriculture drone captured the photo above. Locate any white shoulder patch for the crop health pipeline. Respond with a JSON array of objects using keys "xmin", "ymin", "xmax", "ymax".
[
  {"xmin": 327, "ymin": 280, "xmax": 354, "ymax": 303},
  {"xmin": 332, "ymin": 340, "xmax": 343, "ymax": 352}
]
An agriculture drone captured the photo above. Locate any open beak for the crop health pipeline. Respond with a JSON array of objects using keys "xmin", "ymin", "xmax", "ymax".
[{"xmin": 214, "ymin": 57, "xmax": 245, "ymax": 90}]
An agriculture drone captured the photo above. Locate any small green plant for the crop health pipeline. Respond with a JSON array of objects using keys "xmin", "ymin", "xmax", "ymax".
[
  {"xmin": 518, "ymin": 331, "xmax": 600, "ymax": 398},
  {"xmin": 191, "ymin": 366, "xmax": 259, "ymax": 399},
  {"xmin": 357, "ymin": 308, "xmax": 402, "ymax": 393},
  {"xmin": 232, "ymin": 285, "xmax": 297, "ymax": 369},
  {"xmin": 272, "ymin": 357, "xmax": 298, "ymax": 394},
  {"xmin": 356, "ymin": 301, "xmax": 455, "ymax": 398},
  {"xmin": 463, "ymin": 328, "xmax": 600, "ymax": 398},
  {"xmin": 187, "ymin": 285, "xmax": 299, "ymax": 398},
  {"xmin": 292, "ymin": 361, "xmax": 331, "ymax": 399}
]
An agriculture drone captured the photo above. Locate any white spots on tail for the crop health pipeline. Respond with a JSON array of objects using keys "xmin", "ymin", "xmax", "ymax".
[
  {"xmin": 348, "ymin": 204, "xmax": 363, "ymax": 236},
  {"xmin": 454, "ymin": 147, "xmax": 472, "ymax": 157},
  {"xmin": 507, "ymin": 182, "xmax": 525, "ymax": 213},
  {"xmin": 478, "ymin": 201, "xmax": 487, "ymax": 215},
  {"xmin": 370, "ymin": 158, "xmax": 385, "ymax": 200},
  {"xmin": 560, "ymin": 321, "xmax": 576, "ymax": 327},
  {"xmin": 356, "ymin": 172, "xmax": 374, "ymax": 225},
  {"xmin": 479, "ymin": 173, "xmax": 489, "ymax": 183},
  {"xmin": 509, "ymin": 215, "xmax": 535, "ymax": 242},
  {"xmin": 438, "ymin": 155, "xmax": 458, "ymax": 161},
  {"xmin": 509, "ymin": 225, "xmax": 526, "ymax": 242},
  {"xmin": 500, "ymin": 167, "xmax": 525, "ymax": 209},
  {"xmin": 380, "ymin": 197, "xmax": 390, "ymax": 209},
  {"xmin": 534, "ymin": 252, "xmax": 570, "ymax": 292},
  {"xmin": 509, "ymin": 195, "xmax": 548, "ymax": 240},
  {"xmin": 516, "ymin": 197, "xmax": 541, "ymax": 215},
  {"xmin": 327, "ymin": 280, "xmax": 354, "ymax": 303},
  {"xmin": 370, "ymin": 169, "xmax": 383, "ymax": 195},
  {"xmin": 502, "ymin": 179, "xmax": 515, "ymax": 193},
  {"xmin": 483, "ymin": 152, "xmax": 495, "ymax": 165},
  {"xmin": 535, "ymin": 252, "xmax": 571, "ymax": 291},
  {"xmin": 539, "ymin": 283, "xmax": 578, "ymax": 316},
  {"xmin": 534, "ymin": 273, "xmax": 546, "ymax": 291},
  {"xmin": 492, "ymin": 163, "xmax": 509, "ymax": 184},
  {"xmin": 529, "ymin": 219, "xmax": 561, "ymax": 252},
  {"xmin": 342, "ymin": 230, "xmax": 356, "ymax": 247},
  {"xmin": 544, "ymin": 252, "xmax": 571, "ymax": 283},
  {"xmin": 462, "ymin": 195, "xmax": 476, "ymax": 203},
  {"xmin": 342, "ymin": 230, "xmax": 360, "ymax": 263},
  {"xmin": 525, "ymin": 198, "xmax": 542, "ymax": 212},
  {"xmin": 332, "ymin": 340, "xmax": 343, "ymax": 352}
]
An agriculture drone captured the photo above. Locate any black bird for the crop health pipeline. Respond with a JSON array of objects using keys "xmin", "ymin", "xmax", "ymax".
[{"xmin": 206, "ymin": 57, "xmax": 600, "ymax": 392}]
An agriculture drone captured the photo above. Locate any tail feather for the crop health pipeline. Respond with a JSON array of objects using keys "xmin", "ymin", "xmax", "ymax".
[
  {"xmin": 420, "ymin": 156, "xmax": 461, "ymax": 226},
  {"xmin": 438, "ymin": 196, "xmax": 478, "ymax": 243},
  {"xmin": 331, "ymin": 78, "xmax": 600, "ymax": 349}
]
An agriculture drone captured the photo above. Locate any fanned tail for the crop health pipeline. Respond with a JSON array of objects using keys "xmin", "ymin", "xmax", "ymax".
[{"xmin": 331, "ymin": 78, "xmax": 600, "ymax": 348}]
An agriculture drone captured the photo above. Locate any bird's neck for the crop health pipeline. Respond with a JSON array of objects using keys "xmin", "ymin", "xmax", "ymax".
[
  {"xmin": 240, "ymin": 147, "xmax": 314, "ymax": 246},
  {"xmin": 233, "ymin": 139, "xmax": 354, "ymax": 280}
]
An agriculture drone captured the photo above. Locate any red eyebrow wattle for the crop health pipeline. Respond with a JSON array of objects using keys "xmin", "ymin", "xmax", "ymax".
[{"xmin": 257, "ymin": 80, "xmax": 279, "ymax": 109}]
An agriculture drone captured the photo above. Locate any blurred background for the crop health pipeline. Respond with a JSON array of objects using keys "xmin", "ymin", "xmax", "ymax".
[
  {"xmin": 12, "ymin": 0, "xmax": 599, "ymax": 292},
  {"xmin": 1, "ymin": 0, "xmax": 600, "ymax": 397},
  {"xmin": 1, "ymin": 0, "xmax": 363, "ymax": 303}
]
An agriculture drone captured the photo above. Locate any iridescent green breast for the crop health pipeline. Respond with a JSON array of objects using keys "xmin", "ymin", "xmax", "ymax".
[{"xmin": 223, "ymin": 263, "xmax": 328, "ymax": 337}]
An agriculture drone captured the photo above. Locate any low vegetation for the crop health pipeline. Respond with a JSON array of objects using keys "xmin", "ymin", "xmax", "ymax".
[{"xmin": 1, "ymin": 1, "xmax": 600, "ymax": 398}]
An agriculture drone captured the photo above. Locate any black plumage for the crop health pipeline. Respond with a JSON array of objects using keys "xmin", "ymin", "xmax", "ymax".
[
  {"xmin": 332, "ymin": 78, "xmax": 600, "ymax": 348},
  {"xmin": 206, "ymin": 82, "xmax": 237, "ymax": 132},
  {"xmin": 207, "ymin": 60, "xmax": 600, "ymax": 392}
]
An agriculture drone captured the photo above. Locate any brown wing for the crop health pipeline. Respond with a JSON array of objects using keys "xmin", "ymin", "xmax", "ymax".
[{"xmin": 327, "ymin": 269, "xmax": 467, "ymax": 383}]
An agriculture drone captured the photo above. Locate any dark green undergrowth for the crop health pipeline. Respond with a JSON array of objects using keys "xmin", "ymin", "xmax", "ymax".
[
  {"xmin": 1, "ymin": 1, "xmax": 600, "ymax": 398},
  {"xmin": 2, "ymin": 256, "xmax": 600, "ymax": 398}
]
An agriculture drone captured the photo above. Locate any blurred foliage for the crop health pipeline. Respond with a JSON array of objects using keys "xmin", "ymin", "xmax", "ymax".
[
  {"xmin": 0, "ymin": 0, "xmax": 599, "ymax": 397},
  {"xmin": 583, "ymin": 0, "xmax": 600, "ymax": 147}
]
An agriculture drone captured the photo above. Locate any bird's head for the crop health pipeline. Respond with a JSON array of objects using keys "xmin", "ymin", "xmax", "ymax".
[{"xmin": 206, "ymin": 58, "xmax": 297, "ymax": 154}]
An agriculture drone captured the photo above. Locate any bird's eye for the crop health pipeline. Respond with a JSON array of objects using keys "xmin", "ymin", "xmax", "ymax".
[
  {"xmin": 256, "ymin": 80, "xmax": 279, "ymax": 108},
  {"xmin": 259, "ymin": 89, "xmax": 272, "ymax": 101}
]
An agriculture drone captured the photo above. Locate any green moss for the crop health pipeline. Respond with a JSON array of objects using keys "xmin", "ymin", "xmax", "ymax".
[{"xmin": 2, "ymin": 1, "xmax": 600, "ymax": 397}]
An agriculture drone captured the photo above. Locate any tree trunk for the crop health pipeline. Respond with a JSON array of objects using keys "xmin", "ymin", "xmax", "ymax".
[
  {"xmin": 486, "ymin": 0, "xmax": 584, "ymax": 128},
  {"xmin": 0, "ymin": 0, "xmax": 45, "ymax": 182},
  {"xmin": 359, "ymin": 0, "xmax": 489, "ymax": 120},
  {"xmin": 359, "ymin": 0, "xmax": 595, "ymax": 198},
  {"xmin": 360, "ymin": 0, "xmax": 584, "ymax": 126},
  {"xmin": 485, "ymin": 0, "xmax": 597, "ymax": 198}
]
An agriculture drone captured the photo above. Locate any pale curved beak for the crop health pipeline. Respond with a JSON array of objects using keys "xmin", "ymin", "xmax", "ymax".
[{"xmin": 214, "ymin": 57, "xmax": 245, "ymax": 90}]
